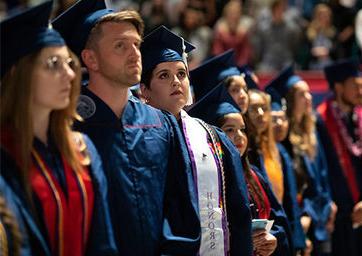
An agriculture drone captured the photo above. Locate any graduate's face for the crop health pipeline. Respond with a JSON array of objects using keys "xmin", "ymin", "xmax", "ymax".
[
  {"xmin": 338, "ymin": 76, "xmax": 362, "ymax": 107},
  {"xmin": 87, "ymin": 22, "xmax": 142, "ymax": 87},
  {"xmin": 145, "ymin": 61, "xmax": 190, "ymax": 117},
  {"xmin": 271, "ymin": 110, "xmax": 289, "ymax": 142},
  {"xmin": 32, "ymin": 46, "xmax": 75, "ymax": 111},
  {"xmin": 292, "ymin": 81, "xmax": 312, "ymax": 116},
  {"xmin": 248, "ymin": 92, "xmax": 269, "ymax": 134},
  {"xmin": 221, "ymin": 113, "xmax": 248, "ymax": 156},
  {"xmin": 227, "ymin": 75, "xmax": 249, "ymax": 114}
]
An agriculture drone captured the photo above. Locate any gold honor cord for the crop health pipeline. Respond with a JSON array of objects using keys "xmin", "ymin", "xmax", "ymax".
[
  {"xmin": 74, "ymin": 170, "xmax": 89, "ymax": 247},
  {"xmin": 0, "ymin": 220, "xmax": 8, "ymax": 256},
  {"xmin": 74, "ymin": 134, "xmax": 91, "ymax": 247}
]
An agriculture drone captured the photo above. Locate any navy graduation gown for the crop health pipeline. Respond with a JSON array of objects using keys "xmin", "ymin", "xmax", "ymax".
[
  {"xmin": 281, "ymin": 134, "xmax": 332, "ymax": 243},
  {"xmin": 250, "ymin": 165, "xmax": 293, "ymax": 256},
  {"xmin": 278, "ymin": 143, "xmax": 306, "ymax": 251},
  {"xmin": 0, "ymin": 134, "xmax": 118, "ymax": 256},
  {"xmin": 74, "ymin": 87, "xmax": 200, "ymax": 256},
  {"xmin": 316, "ymin": 113, "xmax": 362, "ymax": 256},
  {"xmin": 0, "ymin": 176, "xmax": 33, "ymax": 256}
]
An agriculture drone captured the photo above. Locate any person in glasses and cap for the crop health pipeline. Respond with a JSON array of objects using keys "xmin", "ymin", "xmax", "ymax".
[
  {"xmin": 266, "ymin": 80, "xmax": 307, "ymax": 255},
  {"xmin": 53, "ymin": 0, "xmax": 200, "ymax": 255},
  {"xmin": 268, "ymin": 66, "xmax": 336, "ymax": 256},
  {"xmin": 140, "ymin": 25, "xmax": 252, "ymax": 256},
  {"xmin": 317, "ymin": 59, "xmax": 362, "ymax": 256},
  {"xmin": 0, "ymin": 1, "xmax": 117, "ymax": 255}
]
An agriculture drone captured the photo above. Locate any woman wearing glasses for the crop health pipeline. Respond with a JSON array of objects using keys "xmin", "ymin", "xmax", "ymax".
[{"xmin": 0, "ymin": 2, "xmax": 117, "ymax": 256}]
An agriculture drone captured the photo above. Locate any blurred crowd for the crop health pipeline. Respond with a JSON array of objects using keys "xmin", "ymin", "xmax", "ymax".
[{"xmin": 1, "ymin": 0, "xmax": 362, "ymax": 71}]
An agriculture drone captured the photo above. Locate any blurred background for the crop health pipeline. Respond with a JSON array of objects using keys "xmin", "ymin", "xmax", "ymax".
[{"xmin": 1, "ymin": 0, "xmax": 361, "ymax": 105}]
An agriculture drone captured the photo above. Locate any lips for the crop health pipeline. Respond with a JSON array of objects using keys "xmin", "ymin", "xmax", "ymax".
[
  {"xmin": 236, "ymin": 144, "xmax": 243, "ymax": 149},
  {"xmin": 128, "ymin": 63, "xmax": 141, "ymax": 69},
  {"xmin": 170, "ymin": 90, "xmax": 183, "ymax": 96}
]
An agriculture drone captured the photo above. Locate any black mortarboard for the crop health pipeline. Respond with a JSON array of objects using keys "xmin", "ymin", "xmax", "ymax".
[
  {"xmin": 187, "ymin": 82, "xmax": 241, "ymax": 126},
  {"xmin": 1, "ymin": 1, "xmax": 65, "ymax": 77},
  {"xmin": 324, "ymin": 59, "xmax": 361, "ymax": 89},
  {"xmin": 52, "ymin": 0, "xmax": 113, "ymax": 57},
  {"xmin": 141, "ymin": 25, "xmax": 195, "ymax": 78},
  {"xmin": 190, "ymin": 49, "xmax": 241, "ymax": 101},
  {"xmin": 264, "ymin": 65, "xmax": 295, "ymax": 99},
  {"xmin": 238, "ymin": 64, "xmax": 260, "ymax": 90}
]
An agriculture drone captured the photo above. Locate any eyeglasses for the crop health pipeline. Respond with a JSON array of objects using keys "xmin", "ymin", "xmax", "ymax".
[
  {"xmin": 271, "ymin": 115, "xmax": 288, "ymax": 123},
  {"xmin": 248, "ymin": 105, "xmax": 268, "ymax": 115},
  {"xmin": 43, "ymin": 56, "xmax": 76, "ymax": 72}
]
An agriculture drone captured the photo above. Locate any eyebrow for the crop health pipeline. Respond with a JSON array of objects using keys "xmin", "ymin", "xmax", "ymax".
[
  {"xmin": 155, "ymin": 69, "xmax": 169, "ymax": 75},
  {"xmin": 155, "ymin": 68, "xmax": 186, "ymax": 76},
  {"xmin": 112, "ymin": 37, "xmax": 142, "ymax": 42},
  {"xmin": 44, "ymin": 54, "xmax": 70, "ymax": 59}
]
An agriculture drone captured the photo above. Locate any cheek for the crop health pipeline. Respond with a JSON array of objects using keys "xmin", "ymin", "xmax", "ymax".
[
  {"xmin": 283, "ymin": 122, "xmax": 289, "ymax": 131},
  {"xmin": 241, "ymin": 134, "xmax": 248, "ymax": 146},
  {"xmin": 33, "ymin": 78, "xmax": 50, "ymax": 99},
  {"xmin": 231, "ymin": 92, "xmax": 239, "ymax": 102},
  {"xmin": 149, "ymin": 83, "xmax": 166, "ymax": 98},
  {"xmin": 182, "ymin": 82, "xmax": 190, "ymax": 98}
]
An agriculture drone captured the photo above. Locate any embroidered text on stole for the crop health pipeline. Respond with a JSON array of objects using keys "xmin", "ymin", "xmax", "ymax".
[{"xmin": 182, "ymin": 111, "xmax": 225, "ymax": 255}]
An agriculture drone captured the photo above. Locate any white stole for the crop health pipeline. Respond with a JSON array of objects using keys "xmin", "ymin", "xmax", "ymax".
[{"xmin": 180, "ymin": 110, "xmax": 226, "ymax": 256}]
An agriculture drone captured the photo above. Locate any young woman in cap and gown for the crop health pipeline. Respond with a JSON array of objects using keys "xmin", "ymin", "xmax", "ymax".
[
  {"xmin": 268, "ymin": 66, "xmax": 336, "ymax": 256},
  {"xmin": 140, "ymin": 25, "xmax": 253, "ymax": 256},
  {"xmin": 188, "ymin": 80, "xmax": 294, "ymax": 256},
  {"xmin": 190, "ymin": 50, "xmax": 303, "ymax": 255},
  {"xmin": 266, "ymin": 85, "xmax": 308, "ymax": 255},
  {"xmin": 0, "ymin": 2, "xmax": 117, "ymax": 255}
]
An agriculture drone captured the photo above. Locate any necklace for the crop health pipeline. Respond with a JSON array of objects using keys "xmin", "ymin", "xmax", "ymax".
[{"xmin": 331, "ymin": 102, "xmax": 362, "ymax": 157}]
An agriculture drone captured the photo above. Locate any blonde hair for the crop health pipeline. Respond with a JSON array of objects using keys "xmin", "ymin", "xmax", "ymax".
[
  {"xmin": 306, "ymin": 3, "xmax": 335, "ymax": 41},
  {"xmin": 0, "ymin": 47, "xmax": 86, "ymax": 194},
  {"xmin": 85, "ymin": 10, "xmax": 144, "ymax": 50},
  {"xmin": 246, "ymin": 90, "xmax": 280, "ymax": 161},
  {"xmin": 286, "ymin": 86, "xmax": 317, "ymax": 159}
]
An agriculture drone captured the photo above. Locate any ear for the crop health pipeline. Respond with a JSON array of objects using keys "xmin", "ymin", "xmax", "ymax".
[
  {"xmin": 81, "ymin": 49, "xmax": 98, "ymax": 71},
  {"xmin": 334, "ymin": 82, "xmax": 343, "ymax": 96},
  {"xmin": 140, "ymin": 83, "xmax": 150, "ymax": 102}
]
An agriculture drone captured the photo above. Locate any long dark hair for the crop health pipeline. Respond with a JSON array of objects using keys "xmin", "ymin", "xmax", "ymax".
[{"xmin": 218, "ymin": 113, "xmax": 268, "ymax": 217}]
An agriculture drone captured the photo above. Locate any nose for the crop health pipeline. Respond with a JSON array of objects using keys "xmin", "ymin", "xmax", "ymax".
[
  {"xmin": 236, "ymin": 130, "xmax": 245, "ymax": 141},
  {"xmin": 63, "ymin": 63, "xmax": 75, "ymax": 81},
  {"xmin": 276, "ymin": 117, "xmax": 283, "ymax": 126},
  {"xmin": 305, "ymin": 92, "xmax": 312, "ymax": 101},
  {"xmin": 172, "ymin": 74, "xmax": 181, "ymax": 87},
  {"xmin": 129, "ymin": 44, "xmax": 141, "ymax": 60},
  {"xmin": 239, "ymin": 91, "xmax": 246, "ymax": 100},
  {"xmin": 257, "ymin": 107, "xmax": 264, "ymax": 115}
]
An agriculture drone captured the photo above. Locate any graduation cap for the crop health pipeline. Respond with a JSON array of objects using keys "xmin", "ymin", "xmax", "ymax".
[
  {"xmin": 239, "ymin": 64, "xmax": 260, "ymax": 90},
  {"xmin": 264, "ymin": 65, "xmax": 295, "ymax": 99},
  {"xmin": 187, "ymin": 82, "xmax": 241, "ymax": 126},
  {"xmin": 1, "ymin": 1, "xmax": 65, "ymax": 78},
  {"xmin": 141, "ymin": 25, "xmax": 195, "ymax": 78},
  {"xmin": 266, "ymin": 86, "xmax": 287, "ymax": 111},
  {"xmin": 52, "ymin": 0, "xmax": 113, "ymax": 57},
  {"xmin": 190, "ymin": 49, "xmax": 240, "ymax": 101},
  {"xmin": 324, "ymin": 58, "xmax": 361, "ymax": 89}
]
